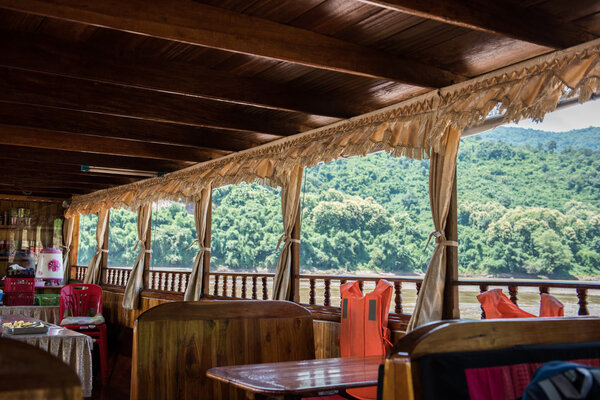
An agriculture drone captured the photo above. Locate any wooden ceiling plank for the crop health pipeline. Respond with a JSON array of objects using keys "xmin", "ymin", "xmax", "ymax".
[
  {"xmin": 0, "ymin": 145, "xmax": 192, "ymax": 172},
  {"xmin": 357, "ymin": 0, "xmax": 596, "ymax": 48},
  {"xmin": 0, "ymin": 184, "xmax": 89, "ymax": 195},
  {"xmin": 0, "ymin": 30, "xmax": 364, "ymax": 118},
  {"xmin": 0, "ymin": 124, "xmax": 226, "ymax": 162},
  {"xmin": 0, "ymin": 67, "xmax": 309, "ymax": 136},
  {"xmin": 0, "ymin": 102, "xmax": 275, "ymax": 153},
  {"xmin": 0, "ymin": 0, "xmax": 463, "ymax": 87}
]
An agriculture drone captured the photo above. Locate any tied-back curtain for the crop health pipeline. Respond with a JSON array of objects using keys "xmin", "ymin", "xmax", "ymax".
[
  {"xmin": 123, "ymin": 205, "xmax": 152, "ymax": 310},
  {"xmin": 83, "ymin": 210, "xmax": 109, "ymax": 285},
  {"xmin": 407, "ymin": 126, "xmax": 461, "ymax": 331},
  {"xmin": 184, "ymin": 187, "xmax": 212, "ymax": 301},
  {"xmin": 61, "ymin": 216, "xmax": 75, "ymax": 284},
  {"xmin": 272, "ymin": 164, "xmax": 303, "ymax": 300}
]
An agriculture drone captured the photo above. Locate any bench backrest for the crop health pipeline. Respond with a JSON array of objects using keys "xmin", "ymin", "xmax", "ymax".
[
  {"xmin": 382, "ymin": 317, "xmax": 600, "ymax": 400},
  {"xmin": 131, "ymin": 300, "xmax": 315, "ymax": 400}
]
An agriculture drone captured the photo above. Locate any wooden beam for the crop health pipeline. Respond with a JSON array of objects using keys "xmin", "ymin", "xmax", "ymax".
[
  {"xmin": 0, "ymin": 31, "xmax": 365, "ymax": 118},
  {"xmin": 0, "ymin": 102, "xmax": 277, "ymax": 153},
  {"xmin": 0, "ymin": 160, "xmax": 141, "ymax": 183},
  {"xmin": 0, "ymin": 67, "xmax": 308, "ymax": 136},
  {"xmin": 0, "ymin": 190, "xmax": 72, "ymax": 198},
  {"xmin": 1, "ymin": 167, "xmax": 138, "ymax": 186},
  {"xmin": 0, "ymin": 186, "xmax": 89, "ymax": 196},
  {"xmin": 0, "ymin": 145, "xmax": 192, "ymax": 172},
  {"xmin": 0, "ymin": 124, "xmax": 227, "ymax": 162},
  {"xmin": 358, "ymin": 0, "xmax": 596, "ymax": 49},
  {"xmin": 0, "ymin": 179, "xmax": 108, "ymax": 192},
  {"xmin": 0, "ymin": 0, "xmax": 463, "ymax": 87}
]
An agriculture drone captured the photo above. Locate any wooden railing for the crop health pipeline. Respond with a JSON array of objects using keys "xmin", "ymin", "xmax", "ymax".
[
  {"xmin": 103, "ymin": 267, "xmax": 132, "ymax": 287},
  {"xmin": 457, "ymin": 279, "xmax": 600, "ymax": 318},
  {"xmin": 71, "ymin": 265, "xmax": 600, "ymax": 318},
  {"xmin": 298, "ymin": 274, "xmax": 423, "ymax": 313}
]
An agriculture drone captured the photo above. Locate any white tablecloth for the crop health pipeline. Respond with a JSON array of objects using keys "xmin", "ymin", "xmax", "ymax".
[
  {"xmin": 0, "ymin": 305, "xmax": 60, "ymax": 324},
  {"xmin": 1, "ymin": 315, "xmax": 93, "ymax": 397}
]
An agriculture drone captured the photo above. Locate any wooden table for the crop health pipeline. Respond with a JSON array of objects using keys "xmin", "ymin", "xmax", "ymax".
[
  {"xmin": 207, "ymin": 355, "xmax": 384, "ymax": 399},
  {"xmin": 0, "ymin": 313, "xmax": 94, "ymax": 397}
]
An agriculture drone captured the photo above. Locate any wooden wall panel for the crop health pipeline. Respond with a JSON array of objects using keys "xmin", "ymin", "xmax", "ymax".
[{"xmin": 132, "ymin": 301, "xmax": 315, "ymax": 400}]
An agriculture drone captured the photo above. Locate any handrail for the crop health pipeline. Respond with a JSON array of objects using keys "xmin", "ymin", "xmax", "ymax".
[{"xmin": 71, "ymin": 265, "xmax": 599, "ymax": 318}]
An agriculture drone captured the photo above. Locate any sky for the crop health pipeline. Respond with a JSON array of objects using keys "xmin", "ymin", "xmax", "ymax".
[{"xmin": 506, "ymin": 99, "xmax": 600, "ymax": 131}]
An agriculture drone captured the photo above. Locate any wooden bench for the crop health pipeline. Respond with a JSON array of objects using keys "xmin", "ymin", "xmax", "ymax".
[
  {"xmin": 382, "ymin": 317, "xmax": 600, "ymax": 400},
  {"xmin": 0, "ymin": 337, "xmax": 82, "ymax": 400},
  {"xmin": 131, "ymin": 300, "xmax": 315, "ymax": 400}
]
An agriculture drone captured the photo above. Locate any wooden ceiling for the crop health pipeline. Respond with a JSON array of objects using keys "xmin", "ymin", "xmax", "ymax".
[{"xmin": 0, "ymin": 0, "xmax": 598, "ymax": 199}]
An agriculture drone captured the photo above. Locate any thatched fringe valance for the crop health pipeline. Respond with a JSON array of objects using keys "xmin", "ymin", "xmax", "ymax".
[{"xmin": 66, "ymin": 38, "xmax": 600, "ymax": 217}]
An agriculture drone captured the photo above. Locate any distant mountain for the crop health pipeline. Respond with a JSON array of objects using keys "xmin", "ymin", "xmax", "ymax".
[{"xmin": 478, "ymin": 126, "xmax": 600, "ymax": 150}]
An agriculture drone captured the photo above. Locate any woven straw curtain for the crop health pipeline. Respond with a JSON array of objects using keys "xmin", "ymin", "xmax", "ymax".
[
  {"xmin": 83, "ymin": 209, "xmax": 109, "ymax": 285},
  {"xmin": 61, "ymin": 216, "xmax": 75, "ymax": 284},
  {"xmin": 184, "ymin": 187, "xmax": 212, "ymax": 301},
  {"xmin": 122, "ymin": 204, "xmax": 152, "ymax": 309},
  {"xmin": 272, "ymin": 164, "xmax": 303, "ymax": 300},
  {"xmin": 407, "ymin": 127, "xmax": 461, "ymax": 331}
]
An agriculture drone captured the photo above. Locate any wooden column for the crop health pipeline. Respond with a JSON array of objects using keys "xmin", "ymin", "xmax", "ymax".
[
  {"xmin": 69, "ymin": 214, "xmax": 80, "ymax": 280},
  {"xmin": 142, "ymin": 211, "xmax": 152, "ymax": 289},
  {"xmin": 100, "ymin": 210, "xmax": 110, "ymax": 284},
  {"xmin": 290, "ymin": 201, "xmax": 301, "ymax": 303},
  {"xmin": 442, "ymin": 172, "xmax": 459, "ymax": 319},
  {"xmin": 201, "ymin": 193, "xmax": 213, "ymax": 297}
]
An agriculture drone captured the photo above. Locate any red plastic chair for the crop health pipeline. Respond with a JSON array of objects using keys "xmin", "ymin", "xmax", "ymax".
[{"xmin": 59, "ymin": 284, "xmax": 109, "ymax": 385}]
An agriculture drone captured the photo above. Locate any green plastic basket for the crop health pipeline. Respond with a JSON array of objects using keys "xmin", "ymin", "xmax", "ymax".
[{"xmin": 34, "ymin": 294, "xmax": 61, "ymax": 306}]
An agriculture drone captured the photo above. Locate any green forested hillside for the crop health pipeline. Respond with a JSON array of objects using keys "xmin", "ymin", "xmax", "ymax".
[{"xmin": 79, "ymin": 127, "xmax": 600, "ymax": 278}]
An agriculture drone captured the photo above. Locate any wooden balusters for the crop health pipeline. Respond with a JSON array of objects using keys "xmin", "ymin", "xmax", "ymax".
[
  {"xmin": 479, "ymin": 284, "xmax": 489, "ymax": 319},
  {"xmin": 577, "ymin": 288, "xmax": 589, "ymax": 315},
  {"xmin": 539, "ymin": 286, "xmax": 549, "ymax": 295},
  {"xmin": 241, "ymin": 277, "xmax": 247, "ymax": 299},
  {"xmin": 222, "ymin": 275, "xmax": 228, "ymax": 297},
  {"xmin": 174, "ymin": 273, "xmax": 181, "ymax": 292},
  {"xmin": 262, "ymin": 277, "xmax": 268, "ymax": 300},
  {"xmin": 394, "ymin": 281, "xmax": 403, "ymax": 314},
  {"xmin": 309, "ymin": 278, "xmax": 316, "ymax": 305},
  {"xmin": 416, "ymin": 282, "xmax": 422, "ymax": 296},
  {"xmin": 213, "ymin": 274, "xmax": 219, "ymax": 296},
  {"xmin": 340, "ymin": 279, "xmax": 346, "ymax": 300},
  {"xmin": 508, "ymin": 285, "xmax": 518, "ymax": 305},
  {"xmin": 252, "ymin": 276, "xmax": 258, "ymax": 299},
  {"xmin": 160, "ymin": 272, "xmax": 166, "ymax": 291},
  {"xmin": 231, "ymin": 276, "xmax": 237, "ymax": 298},
  {"xmin": 358, "ymin": 280, "xmax": 364, "ymax": 292},
  {"xmin": 324, "ymin": 279, "xmax": 331, "ymax": 306}
]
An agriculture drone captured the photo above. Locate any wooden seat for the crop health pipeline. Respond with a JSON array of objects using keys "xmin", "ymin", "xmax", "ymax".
[
  {"xmin": 382, "ymin": 317, "xmax": 600, "ymax": 400},
  {"xmin": 131, "ymin": 300, "xmax": 315, "ymax": 400},
  {"xmin": 0, "ymin": 337, "xmax": 82, "ymax": 400}
]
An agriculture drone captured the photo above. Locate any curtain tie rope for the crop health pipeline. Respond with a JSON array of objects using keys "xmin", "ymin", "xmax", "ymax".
[
  {"xmin": 276, "ymin": 235, "xmax": 301, "ymax": 251},
  {"xmin": 99, "ymin": 249, "xmax": 109, "ymax": 253},
  {"xmin": 423, "ymin": 231, "xmax": 458, "ymax": 251}
]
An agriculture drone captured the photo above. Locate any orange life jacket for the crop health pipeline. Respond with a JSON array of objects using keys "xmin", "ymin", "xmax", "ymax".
[
  {"xmin": 477, "ymin": 288, "xmax": 536, "ymax": 319},
  {"xmin": 340, "ymin": 279, "xmax": 393, "ymax": 400},
  {"xmin": 539, "ymin": 293, "xmax": 564, "ymax": 317}
]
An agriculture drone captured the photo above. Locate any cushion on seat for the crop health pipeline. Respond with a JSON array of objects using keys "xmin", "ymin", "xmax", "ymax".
[{"xmin": 60, "ymin": 313, "xmax": 105, "ymax": 326}]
